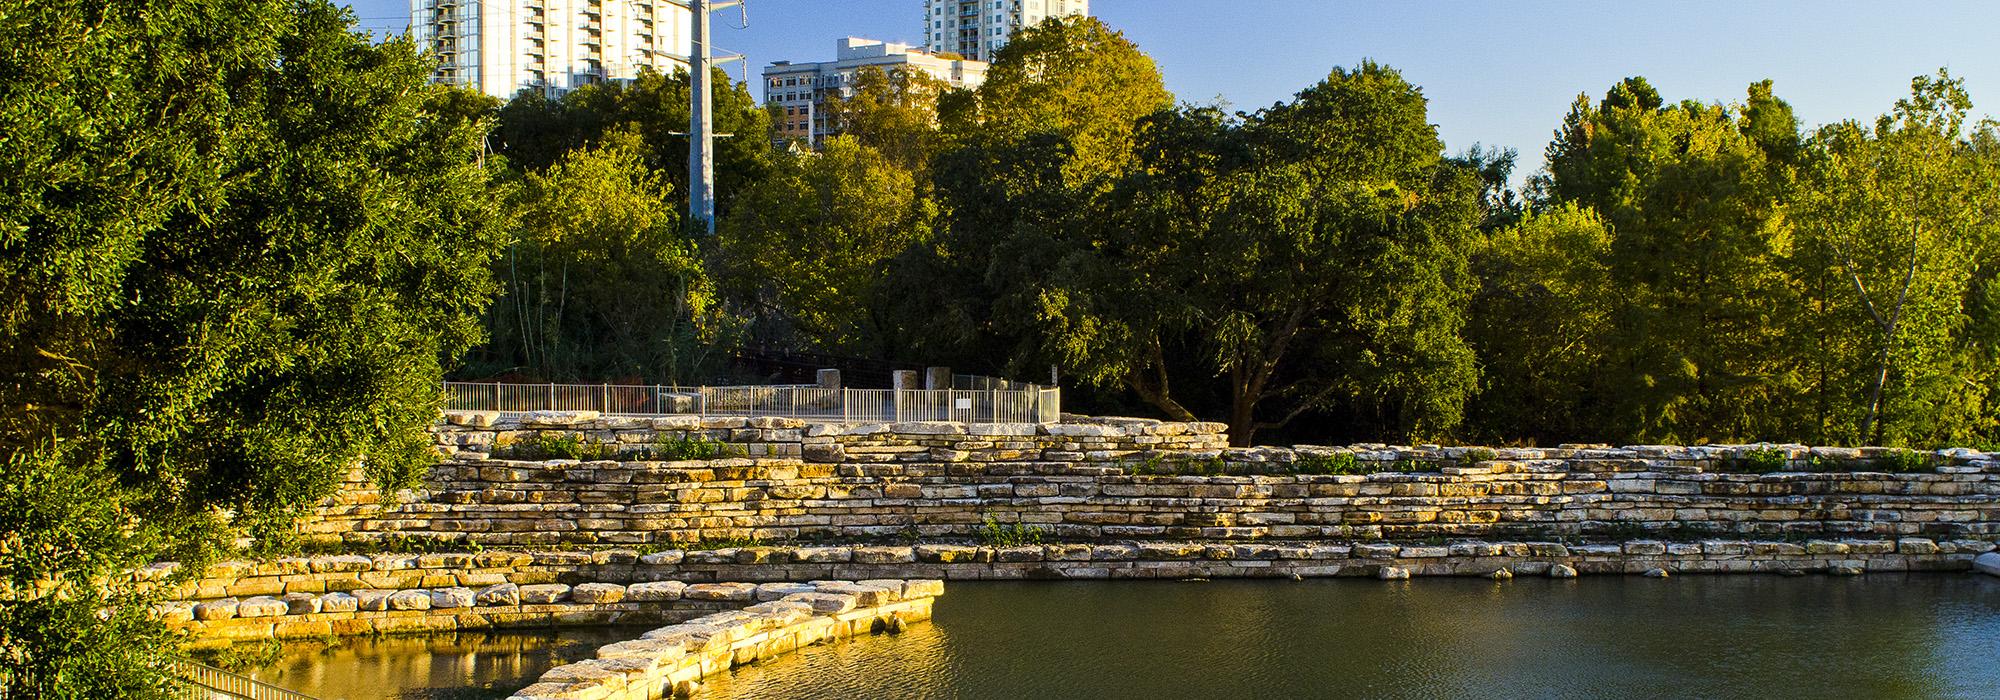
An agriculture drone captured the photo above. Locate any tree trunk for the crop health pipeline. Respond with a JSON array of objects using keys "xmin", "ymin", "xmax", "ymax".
[{"xmin": 1227, "ymin": 395, "xmax": 1257, "ymax": 447}]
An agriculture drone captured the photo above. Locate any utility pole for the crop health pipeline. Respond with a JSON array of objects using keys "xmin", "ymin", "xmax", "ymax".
[
  {"xmin": 689, "ymin": 0, "xmax": 716, "ymax": 237},
  {"xmin": 683, "ymin": 0, "xmax": 744, "ymax": 238}
]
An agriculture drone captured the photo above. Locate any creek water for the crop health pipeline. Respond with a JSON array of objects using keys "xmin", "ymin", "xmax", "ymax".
[
  {"xmin": 697, "ymin": 575, "xmax": 2000, "ymax": 699},
  {"xmin": 252, "ymin": 626, "xmax": 647, "ymax": 699},
  {"xmin": 255, "ymin": 575, "xmax": 2000, "ymax": 699}
]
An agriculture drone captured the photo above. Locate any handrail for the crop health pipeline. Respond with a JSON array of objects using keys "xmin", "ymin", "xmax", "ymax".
[
  {"xmin": 172, "ymin": 660, "xmax": 321, "ymax": 700},
  {"xmin": 442, "ymin": 382, "xmax": 1062, "ymax": 424}
]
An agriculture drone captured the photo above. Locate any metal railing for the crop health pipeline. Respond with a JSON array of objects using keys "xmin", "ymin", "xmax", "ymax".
[
  {"xmin": 443, "ymin": 382, "xmax": 1062, "ymax": 424},
  {"xmin": 173, "ymin": 661, "xmax": 321, "ymax": 700}
]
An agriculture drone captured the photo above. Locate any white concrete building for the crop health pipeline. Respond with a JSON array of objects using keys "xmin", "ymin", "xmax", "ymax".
[
  {"xmin": 764, "ymin": 38, "xmax": 989, "ymax": 146},
  {"xmin": 922, "ymin": 0, "xmax": 1089, "ymax": 61},
  {"xmin": 413, "ymin": 0, "xmax": 693, "ymax": 99}
]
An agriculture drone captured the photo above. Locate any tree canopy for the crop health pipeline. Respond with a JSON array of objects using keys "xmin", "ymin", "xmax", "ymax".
[{"xmin": 0, "ymin": 0, "xmax": 505, "ymax": 694}]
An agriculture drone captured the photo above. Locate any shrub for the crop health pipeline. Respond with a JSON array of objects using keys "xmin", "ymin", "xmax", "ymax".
[
  {"xmin": 1875, "ymin": 449, "xmax": 1935, "ymax": 473},
  {"xmin": 1722, "ymin": 447, "xmax": 1789, "ymax": 473},
  {"xmin": 1460, "ymin": 447, "xmax": 1500, "ymax": 465},
  {"xmin": 1291, "ymin": 452, "xmax": 1363, "ymax": 475}
]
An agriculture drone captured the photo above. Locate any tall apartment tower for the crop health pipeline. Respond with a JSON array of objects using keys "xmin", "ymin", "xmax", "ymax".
[
  {"xmin": 922, "ymin": 0, "xmax": 1090, "ymax": 62},
  {"xmin": 413, "ymin": 0, "xmax": 694, "ymax": 99}
]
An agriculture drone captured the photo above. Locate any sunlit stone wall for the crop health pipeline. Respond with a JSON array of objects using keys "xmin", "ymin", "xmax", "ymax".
[{"xmin": 301, "ymin": 412, "xmax": 2000, "ymax": 547}]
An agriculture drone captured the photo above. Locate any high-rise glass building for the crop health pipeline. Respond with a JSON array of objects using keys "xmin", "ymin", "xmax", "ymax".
[
  {"xmin": 921, "ymin": 0, "xmax": 1090, "ymax": 61},
  {"xmin": 412, "ymin": 0, "xmax": 694, "ymax": 99}
]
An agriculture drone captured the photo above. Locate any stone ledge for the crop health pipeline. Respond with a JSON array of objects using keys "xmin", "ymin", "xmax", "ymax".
[{"xmin": 509, "ymin": 579, "xmax": 942, "ymax": 700}]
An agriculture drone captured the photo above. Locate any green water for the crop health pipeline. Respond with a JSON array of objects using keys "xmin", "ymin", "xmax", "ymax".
[
  {"xmin": 254, "ymin": 627, "xmax": 647, "ymax": 700},
  {"xmin": 698, "ymin": 575, "xmax": 2000, "ymax": 699},
  {"xmin": 256, "ymin": 575, "xmax": 2000, "ymax": 699}
]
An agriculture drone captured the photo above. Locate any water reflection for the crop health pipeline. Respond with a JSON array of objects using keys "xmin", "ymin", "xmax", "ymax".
[
  {"xmin": 254, "ymin": 627, "xmax": 650, "ymax": 700},
  {"xmin": 698, "ymin": 575, "xmax": 2000, "ymax": 699}
]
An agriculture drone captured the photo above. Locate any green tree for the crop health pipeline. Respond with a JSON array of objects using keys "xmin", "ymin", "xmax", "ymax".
[
  {"xmin": 1792, "ymin": 70, "xmax": 2000, "ymax": 445},
  {"xmin": 817, "ymin": 66, "xmax": 956, "ymax": 174},
  {"xmin": 0, "ymin": 0, "xmax": 505, "ymax": 694},
  {"xmin": 941, "ymin": 63, "xmax": 1484, "ymax": 445},
  {"xmin": 495, "ymin": 66, "xmax": 771, "ymax": 220},
  {"xmin": 1464, "ymin": 205, "xmax": 1616, "ymax": 442},
  {"xmin": 1535, "ymin": 78, "xmax": 1803, "ymax": 442},
  {"xmin": 721, "ymin": 137, "xmax": 928, "ymax": 356},
  {"xmin": 914, "ymin": 15, "xmax": 1173, "ymax": 377},
  {"xmin": 945, "ymin": 15, "xmax": 1174, "ymax": 183},
  {"xmin": 475, "ymin": 135, "xmax": 715, "ymax": 383}
]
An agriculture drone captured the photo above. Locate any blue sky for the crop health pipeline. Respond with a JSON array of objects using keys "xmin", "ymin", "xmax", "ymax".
[{"xmin": 348, "ymin": 0, "xmax": 2000, "ymax": 178}]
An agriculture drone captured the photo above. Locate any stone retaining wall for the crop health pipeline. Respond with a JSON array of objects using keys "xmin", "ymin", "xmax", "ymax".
[
  {"xmin": 302, "ymin": 412, "xmax": 2000, "ymax": 547},
  {"xmin": 160, "ymin": 573, "xmax": 823, "ymax": 646},
  {"xmin": 510, "ymin": 580, "xmax": 941, "ymax": 700},
  {"xmin": 156, "ymin": 536, "xmax": 1992, "ymax": 604}
]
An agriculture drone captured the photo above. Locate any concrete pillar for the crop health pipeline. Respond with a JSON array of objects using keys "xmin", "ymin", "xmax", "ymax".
[
  {"xmin": 816, "ymin": 369, "xmax": 841, "ymax": 390},
  {"xmin": 924, "ymin": 367, "xmax": 952, "ymax": 391},
  {"xmin": 891, "ymin": 370, "xmax": 920, "ymax": 421}
]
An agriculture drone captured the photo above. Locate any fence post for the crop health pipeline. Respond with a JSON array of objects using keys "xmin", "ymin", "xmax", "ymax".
[
  {"xmin": 493, "ymin": 382, "xmax": 501, "ymax": 412},
  {"xmin": 548, "ymin": 383, "xmax": 555, "ymax": 411},
  {"xmin": 602, "ymin": 383, "xmax": 609, "ymax": 414}
]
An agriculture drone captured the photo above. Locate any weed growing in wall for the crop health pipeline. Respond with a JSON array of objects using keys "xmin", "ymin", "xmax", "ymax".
[
  {"xmin": 1130, "ymin": 453, "xmax": 1243, "ymax": 476},
  {"xmin": 630, "ymin": 434, "xmax": 736, "ymax": 461},
  {"xmin": 978, "ymin": 515, "xmax": 1047, "ymax": 547},
  {"xmin": 493, "ymin": 432, "xmax": 614, "ymax": 460},
  {"xmin": 1722, "ymin": 447, "xmax": 1790, "ymax": 473},
  {"xmin": 1460, "ymin": 448, "xmax": 1500, "ymax": 466}
]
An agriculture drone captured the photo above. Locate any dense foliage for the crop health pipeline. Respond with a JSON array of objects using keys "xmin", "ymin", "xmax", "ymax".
[
  {"xmin": 478, "ymin": 14, "xmax": 2000, "ymax": 449},
  {"xmin": 0, "ymin": 0, "xmax": 504, "ymax": 694}
]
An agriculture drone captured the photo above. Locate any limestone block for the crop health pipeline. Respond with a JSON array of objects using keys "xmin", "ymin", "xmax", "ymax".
[
  {"xmin": 519, "ymin": 584, "xmax": 571, "ymax": 604},
  {"xmin": 851, "ymin": 546, "xmax": 916, "ymax": 564},
  {"xmin": 476, "ymin": 583, "xmax": 521, "ymax": 606},
  {"xmin": 310, "ymin": 555, "xmax": 374, "ymax": 573},
  {"xmin": 1377, "ymin": 567, "xmax": 1411, "ymax": 580},
  {"xmin": 856, "ymin": 580, "xmax": 908, "ymax": 600},
  {"xmin": 388, "ymin": 590, "xmax": 433, "ymax": 611},
  {"xmin": 281, "ymin": 593, "xmax": 323, "ymax": 615},
  {"xmin": 345, "ymin": 589, "xmax": 392, "ymax": 611},
  {"xmin": 154, "ymin": 601, "xmax": 197, "ymax": 625},
  {"xmin": 1897, "ymin": 538, "xmax": 1940, "ymax": 555},
  {"xmin": 684, "ymin": 582, "xmax": 757, "ymax": 602},
  {"xmin": 639, "ymin": 551, "xmax": 685, "ymax": 566},
  {"xmin": 782, "ymin": 591, "xmax": 858, "ymax": 613},
  {"xmin": 914, "ymin": 544, "xmax": 982, "ymax": 563},
  {"xmin": 596, "ymin": 637, "xmax": 689, "ymax": 661},
  {"xmin": 571, "ymin": 583, "xmax": 626, "ymax": 604},
  {"xmin": 429, "ymin": 587, "xmax": 476, "ymax": 609},
  {"xmin": 321, "ymin": 592, "xmax": 360, "ymax": 613},
  {"xmin": 520, "ymin": 411, "xmax": 600, "ymax": 427},
  {"xmin": 626, "ymin": 581, "xmax": 687, "ymax": 602},
  {"xmin": 1974, "ymin": 552, "xmax": 2000, "ymax": 577},
  {"xmin": 809, "ymin": 582, "xmax": 892, "ymax": 607},
  {"xmin": 755, "ymin": 583, "xmax": 817, "ymax": 601},
  {"xmin": 193, "ymin": 598, "xmax": 240, "ymax": 621},
  {"xmin": 901, "ymin": 580, "xmax": 945, "ymax": 599},
  {"xmin": 1548, "ymin": 565, "xmax": 1579, "ymax": 578},
  {"xmin": 236, "ymin": 596, "xmax": 288, "ymax": 618},
  {"xmin": 792, "ymin": 546, "xmax": 854, "ymax": 563}
]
